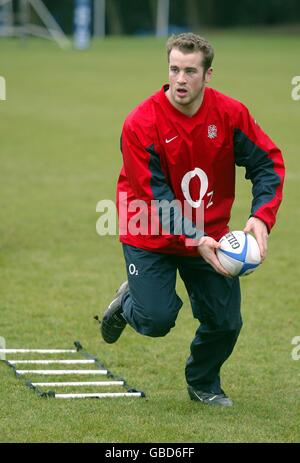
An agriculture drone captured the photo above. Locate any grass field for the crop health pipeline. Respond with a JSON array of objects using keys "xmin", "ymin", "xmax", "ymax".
[{"xmin": 0, "ymin": 31, "xmax": 300, "ymax": 443}]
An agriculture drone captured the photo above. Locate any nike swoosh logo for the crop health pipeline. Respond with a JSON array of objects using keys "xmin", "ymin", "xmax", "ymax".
[
  {"xmin": 165, "ymin": 136, "xmax": 178, "ymax": 144},
  {"xmin": 208, "ymin": 395, "xmax": 218, "ymax": 401}
]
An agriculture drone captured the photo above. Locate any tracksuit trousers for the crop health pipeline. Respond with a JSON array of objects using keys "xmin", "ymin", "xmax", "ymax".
[{"xmin": 121, "ymin": 244, "xmax": 242, "ymax": 394}]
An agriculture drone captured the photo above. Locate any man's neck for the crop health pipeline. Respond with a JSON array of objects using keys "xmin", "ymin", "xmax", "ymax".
[{"xmin": 165, "ymin": 88, "xmax": 205, "ymax": 117}]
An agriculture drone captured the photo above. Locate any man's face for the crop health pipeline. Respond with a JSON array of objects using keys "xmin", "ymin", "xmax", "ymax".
[{"xmin": 167, "ymin": 48, "xmax": 212, "ymax": 114}]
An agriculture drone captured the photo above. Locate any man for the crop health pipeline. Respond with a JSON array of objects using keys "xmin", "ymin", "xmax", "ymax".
[{"xmin": 99, "ymin": 33, "xmax": 285, "ymax": 406}]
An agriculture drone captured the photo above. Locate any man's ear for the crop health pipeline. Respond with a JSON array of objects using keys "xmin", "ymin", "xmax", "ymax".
[{"xmin": 205, "ymin": 67, "xmax": 213, "ymax": 83}]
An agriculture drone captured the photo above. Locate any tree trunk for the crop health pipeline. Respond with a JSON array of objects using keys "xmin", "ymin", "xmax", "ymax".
[{"xmin": 106, "ymin": 0, "xmax": 122, "ymax": 35}]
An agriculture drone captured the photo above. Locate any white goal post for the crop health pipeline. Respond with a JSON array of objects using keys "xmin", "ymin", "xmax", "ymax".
[{"xmin": 0, "ymin": 0, "xmax": 71, "ymax": 48}]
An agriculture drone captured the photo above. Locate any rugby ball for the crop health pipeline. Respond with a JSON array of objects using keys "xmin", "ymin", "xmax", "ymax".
[{"xmin": 216, "ymin": 231, "xmax": 261, "ymax": 277}]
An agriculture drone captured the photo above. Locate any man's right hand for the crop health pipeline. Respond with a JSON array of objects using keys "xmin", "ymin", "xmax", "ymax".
[{"xmin": 197, "ymin": 236, "xmax": 231, "ymax": 277}]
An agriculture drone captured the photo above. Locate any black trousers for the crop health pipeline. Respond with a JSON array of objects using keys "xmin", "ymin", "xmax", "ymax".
[{"xmin": 121, "ymin": 244, "xmax": 242, "ymax": 394}]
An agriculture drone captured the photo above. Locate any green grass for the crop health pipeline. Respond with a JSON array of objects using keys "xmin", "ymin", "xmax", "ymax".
[{"xmin": 0, "ymin": 32, "xmax": 300, "ymax": 443}]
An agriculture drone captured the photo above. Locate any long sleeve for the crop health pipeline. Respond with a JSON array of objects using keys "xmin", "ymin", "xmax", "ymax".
[{"xmin": 233, "ymin": 105, "xmax": 285, "ymax": 232}]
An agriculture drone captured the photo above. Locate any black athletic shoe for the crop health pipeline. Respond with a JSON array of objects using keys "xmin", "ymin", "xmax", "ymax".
[
  {"xmin": 187, "ymin": 385, "xmax": 233, "ymax": 407},
  {"xmin": 100, "ymin": 281, "xmax": 129, "ymax": 344}
]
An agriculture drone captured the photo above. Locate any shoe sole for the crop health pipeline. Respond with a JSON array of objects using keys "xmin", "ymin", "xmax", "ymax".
[
  {"xmin": 100, "ymin": 282, "xmax": 129, "ymax": 344},
  {"xmin": 188, "ymin": 387, "xmax": 233, "ymax": 407}
]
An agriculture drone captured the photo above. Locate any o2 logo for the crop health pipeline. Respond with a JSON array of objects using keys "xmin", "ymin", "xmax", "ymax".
[
  {"xmin": 181, "ymin": 167, "xmax": 213, "ymax": 209},
  {"xmin": 129, "ymin": 263, "xmax": 139, "ymax": 276},
  {"xmin": 0, "ymin": 76, "xmax": 6, "ymax": 101},
  {"xmin": 291, "ymin": 76, "xmax": 300, "ymax": 101}
]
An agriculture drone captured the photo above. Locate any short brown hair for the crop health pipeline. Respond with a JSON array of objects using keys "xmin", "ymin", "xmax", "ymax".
[{"xmin": 166, "ymin": 33, "xmax": 214, "ymax": 72}]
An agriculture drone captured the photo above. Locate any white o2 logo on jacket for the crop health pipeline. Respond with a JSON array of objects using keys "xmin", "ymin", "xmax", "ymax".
[{"xmin": 181, "ymin": 168, "xmax": 213, "ymax": 209}]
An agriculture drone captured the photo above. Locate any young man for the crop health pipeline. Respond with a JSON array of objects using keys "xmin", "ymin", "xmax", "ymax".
[{"xmin": 99, "ymin": 33, "xmax": 285, "ymax": 406}]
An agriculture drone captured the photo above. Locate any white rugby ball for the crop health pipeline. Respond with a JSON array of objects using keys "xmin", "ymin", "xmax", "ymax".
[{"xmin": 216, "ymin": 230, "xmax": 261, "ymax": 277}]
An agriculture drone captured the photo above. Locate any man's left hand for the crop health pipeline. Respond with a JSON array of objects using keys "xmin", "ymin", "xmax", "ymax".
[{"xmin": 243, "ymin": 217, "xmax": 269, "ymax": 261}]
